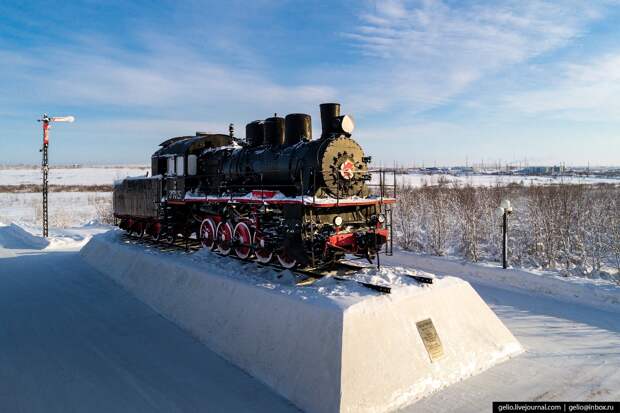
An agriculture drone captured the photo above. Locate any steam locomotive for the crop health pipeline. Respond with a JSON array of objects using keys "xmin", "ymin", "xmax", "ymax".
[{"xmin": 113, "ymin": 103, "xmax": 395, "ymax": 269}]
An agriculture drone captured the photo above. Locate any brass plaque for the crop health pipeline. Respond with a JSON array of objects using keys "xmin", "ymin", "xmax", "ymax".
[{"xmin": 416, "ymin": 318, "xmax": 444, "ymax": 362}]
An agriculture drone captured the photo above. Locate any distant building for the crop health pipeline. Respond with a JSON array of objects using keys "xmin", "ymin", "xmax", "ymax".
[{"xmin": 517, "ymin": 165, "xmax": 565, "ymax": 175}]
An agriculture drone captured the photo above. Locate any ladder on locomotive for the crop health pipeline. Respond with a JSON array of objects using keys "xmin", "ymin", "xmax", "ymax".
[
  {"xmin": 162, "ymin": 202, "xmax": 174, "ymax": 238},
  {"xmin": 377, "ymin": 169, "xmax": 395, "ymax": 257}
]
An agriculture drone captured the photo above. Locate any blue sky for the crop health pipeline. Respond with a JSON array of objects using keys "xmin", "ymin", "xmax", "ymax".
[{"xmin": 1, "ymin": 0, "xmax": 619, "ymax": 166}]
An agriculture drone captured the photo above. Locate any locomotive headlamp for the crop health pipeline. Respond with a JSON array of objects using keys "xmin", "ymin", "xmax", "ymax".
[
  {"xmin": 369, "ymin": 214, "xmax": 385, "ymax": 225},
  {"xmin": 339, "ymin": 115, "xmax": 355, "ymax": 134},
  {"xmin": 328, "ymin": 114, "xmax": 356, "ymax": 135},
  {"xmin": 333, "ymin": 216, "xmax": 343, "ymax": 226}
]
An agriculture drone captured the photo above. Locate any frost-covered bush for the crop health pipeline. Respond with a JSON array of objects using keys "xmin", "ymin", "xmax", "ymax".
[
  {"xmin": 93, "ymin": 195, "xmax": 114, "ymax": 225},
  {"xmin": 392, "ymin": 182, "xmax": 620, "ymax": 281}
]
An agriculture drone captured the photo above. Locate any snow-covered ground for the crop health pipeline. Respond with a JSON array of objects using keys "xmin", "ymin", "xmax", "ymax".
[
  {"xmin": 386, "ymin": 251, "xmax": 620, "ymax": 312},
  {"xmin": 0, "ymin": 223, "xmax": 297, "ymax": 413},
  {"xmin": 370, "ymin": 172, "xmax": 620, "ymax": 188},
  {"xmin": 1, "ymin": 165, "xmax": 617, "ymax": 188},
  {"xmin": 0, "ymin": 192, "xmax": 111, "ymax": 227},
  {"xmin": 0, "ymin": 222, "xmax": 618, "ymax": 412},
  {"xmin": 0, "ymin": 165, "xmax": 149, "ymax": 186}
]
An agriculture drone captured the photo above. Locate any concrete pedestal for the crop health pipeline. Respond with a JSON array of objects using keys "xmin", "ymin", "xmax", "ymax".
[{"xmin": 81, "ymin": 232, "xmax": 522, "ymax": 413}]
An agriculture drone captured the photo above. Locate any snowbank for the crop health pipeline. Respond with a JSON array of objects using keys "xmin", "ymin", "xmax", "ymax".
[
  {"xmin": 0, "ymin": 222, "xmax": 49, "ymax": 249},
  {"xmin": 81, "ymin": 231, "xmax": 522, "ymax": 413},
  {"xmin": 0, "ymin": 222, "xmax": 105, "ymax": 251},
  {"xmin": 387, "ymin": 252, "xmax": 620, "ymax": 312}
]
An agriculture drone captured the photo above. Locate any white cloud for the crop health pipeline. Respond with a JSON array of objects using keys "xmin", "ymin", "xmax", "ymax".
[
  {"xmin": 0, "ymin": 37, "xmax": 338, "ymax": 121},
  {"xmin": 504, "ymin": 54, "xmax": 620, "ymax": 119},
  {"xmin": 342, "ymin": 0, "xmax": 610, "ymax": 114},
  {"xmin": 1, "ymin": 1, "xmax": 611, "ymax": 123}
]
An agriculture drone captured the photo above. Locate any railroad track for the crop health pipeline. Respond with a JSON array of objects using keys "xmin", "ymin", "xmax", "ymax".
[{"xmin": 120, "ymin": 233, "xmax": 432, "ymax": 294}]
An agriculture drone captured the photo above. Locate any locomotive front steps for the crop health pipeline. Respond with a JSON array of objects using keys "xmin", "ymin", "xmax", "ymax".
[{"xmin": 81, "ymin": 231, "xmax": 522, "ymax": 413}]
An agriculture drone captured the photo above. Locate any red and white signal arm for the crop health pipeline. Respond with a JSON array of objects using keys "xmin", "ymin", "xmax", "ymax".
[
  {"xmin": 41, "ymin": 115, "xmax": 75, "ymax": 145},
  {"xmin": 50, "ymin": 116, "xmax": 75, "ymax": 123}
]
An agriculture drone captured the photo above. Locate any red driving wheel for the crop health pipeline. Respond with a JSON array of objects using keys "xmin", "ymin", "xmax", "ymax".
[
  {"xmin": 234, "ymin": 222, "xmax": 252, "ymax": 259},
  {"xmin": 277, "ymin": 249, "xmax": 297, "ymax": 269},
  {"xmin": 150, "ymin": 223, "xmax": 162, "ymax": 241},
  {"xmin": 215, "ymin": 221, "xmax": 233, "ymax": 255},
  {"xmin": 200, "ymin": 218, "xmax": 216, "ymax": 250},
  {"xmin": 253, "ymin": 231, "xmax": 272, "ymax": 263}
]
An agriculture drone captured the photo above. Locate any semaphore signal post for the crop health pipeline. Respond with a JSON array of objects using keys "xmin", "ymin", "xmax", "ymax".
[{"xmin": 38, "ymin": 114, "xmax": 75, "ymax": 237}]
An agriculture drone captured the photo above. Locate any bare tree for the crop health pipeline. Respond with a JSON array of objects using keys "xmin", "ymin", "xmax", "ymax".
[{"xmin": 392, "ymin": 181, "xmax": 620, "ymax": 281}]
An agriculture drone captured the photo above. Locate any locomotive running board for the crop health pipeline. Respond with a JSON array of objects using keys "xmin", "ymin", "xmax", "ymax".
[
  {"xmin": 339, "ymin": 260, "xmax": 434, "ymax": 285},
  {"xmin": 293, "ymin": 274, "xmax": 391, "ymax": 294},
  {"xmin": 404, "ymin": 273, "xmax": 434, "ymax": 284},
  {"xmin": 333, "ymin": 276, "xmax": 391, "ymax": 294},
  {"xmin": 294, "ymin": 275, "xmax": 320, "ymax": 286}
]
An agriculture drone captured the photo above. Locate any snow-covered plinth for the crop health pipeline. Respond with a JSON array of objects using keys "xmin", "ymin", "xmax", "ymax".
[{"xmin": 81, "ymin": 231, "xmax": 522, "ymax": 413}]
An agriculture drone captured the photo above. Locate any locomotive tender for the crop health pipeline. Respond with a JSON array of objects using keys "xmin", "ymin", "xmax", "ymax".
[{"xmin": 113, "ymin": 103, "xmax": 395, "ymax": 269}]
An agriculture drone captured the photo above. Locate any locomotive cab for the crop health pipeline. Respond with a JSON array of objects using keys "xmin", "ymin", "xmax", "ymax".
[{"xmin": 152, "ymin": 133, "xmax": 233, "ymax": 200}]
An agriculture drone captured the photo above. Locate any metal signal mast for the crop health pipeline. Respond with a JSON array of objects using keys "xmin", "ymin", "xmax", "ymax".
[{"xmin": 38, "ymin": 114, "xmax": 75, "ymax": 237}]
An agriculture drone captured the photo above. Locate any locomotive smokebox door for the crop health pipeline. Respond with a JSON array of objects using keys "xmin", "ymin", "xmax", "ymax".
[{"xmin": 320, "ymin": 136, "xmax": 368, "ymax": 197}]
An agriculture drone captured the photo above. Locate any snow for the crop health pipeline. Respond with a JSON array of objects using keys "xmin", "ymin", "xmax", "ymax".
[
  {"xmin": 82, "ymin": 230, "xmax": 457, "ymax": 307},
  {"xmin": 2, "ymin": 166, "xmax": 617, "ymax": 189},
  {"xmin": 0, "ymin": 165, "xmax": 149, "ymax": 186},
  {"xmin": 0, "ymin": 192, "xmax": 111, "ymax": 228},
  {"xmin": 384, "ymin": 250, "xmax": 620, "ymax": 312},
  {"xmin": 81, "ymin": 230, "xmax": 521, "ymax": 413},
  {"xmin": 370, "ymin": 172, "xmax": 620, "ymax": 188},
  {"xmin": 184, "ymin": 190, "xmax": 394, "ymax": 206},
  {"xmin": 0, "ymin": 221, "xmax": 107, "ymax": 251},
  {"xmin": 0, "ymin": 224, "xmax": 297, "ymax": 413},
  {"xmin": 405, "ymin": 283, "xmax": 620, "ymax": 411},
  {"xmin": 201, "ymin": 143, "xmax": 241, "ymax": 154},
  {"xmin": 0, "ymin": 222, "xmax": 618, "ymax": 411}
]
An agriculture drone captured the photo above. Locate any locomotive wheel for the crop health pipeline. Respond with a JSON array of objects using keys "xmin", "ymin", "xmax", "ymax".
[
  {"xmin": 253, "ymin": 231, "xmax": 272, "ymax": 263},
  {"xmin": 215, "ymin": 222, "xmax": 234, "ymax": 255},
  {"xmin": 200, "ymin": 218, "xmax": 217, "ymax": 250},
  {"xmin": 150, "ymin": 223, "xmax": 162, "ymax": 241},
  {"xmin": 130, "ymin": 223, "xmax": 144, "ymax": 238},
  {"xmin": 233, "ymin": 222, "xmax": 252, "ymax": 259},
  {"xmin": 277, "ymin": 249, "xmax": 297, "ymax": 269},
  {"xmin": 136, "ymin": 223, "xmax": 145, "ymax": 239}
]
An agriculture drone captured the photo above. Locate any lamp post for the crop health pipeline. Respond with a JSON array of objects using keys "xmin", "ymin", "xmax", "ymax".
[
  {"xmin": 495, "ymin": 199, "xmax": 513, "ymax": 269},
  {"xmin": 37, "ymin": 114, "xmax": 75, "ymax": 237}
]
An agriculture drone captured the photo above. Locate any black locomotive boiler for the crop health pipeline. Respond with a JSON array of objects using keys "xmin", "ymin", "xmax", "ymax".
[{"xmin": 113, "ymin": 103, "xmax": 395, "ymax": 269}]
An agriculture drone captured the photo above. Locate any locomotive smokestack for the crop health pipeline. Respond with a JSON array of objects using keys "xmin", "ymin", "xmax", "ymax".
[
  {"xmin": 320, "ymin": 102, "xmax": 355, "ymax": 138},
  {"xmin": 320, "ymin": 103, "xmax": 340, "ymax": 138}
]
